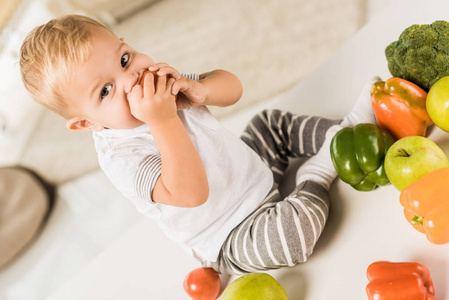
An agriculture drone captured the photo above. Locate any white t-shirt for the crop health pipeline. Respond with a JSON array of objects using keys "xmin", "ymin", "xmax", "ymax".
[{"xmin": 93, "ymin": 106, "xmax": 273, "ymax": 263}]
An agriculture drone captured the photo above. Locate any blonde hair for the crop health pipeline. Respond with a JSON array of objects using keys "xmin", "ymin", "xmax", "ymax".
[{"xmin": 20, "ymin": 14, "xmax": 113, "ymax": 118}]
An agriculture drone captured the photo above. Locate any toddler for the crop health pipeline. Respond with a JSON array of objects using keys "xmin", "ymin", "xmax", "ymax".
[{"xmin": 20, "ymin": 14, "xmax": 377, "ymax": 274}]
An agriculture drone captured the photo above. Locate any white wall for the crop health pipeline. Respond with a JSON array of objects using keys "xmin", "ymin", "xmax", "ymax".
[
  {"xmin": 367, "ymin": 0, "xmax": 390, "ymax": 21},
  {"xmin": 0, "ymin": 0, "xmax": 53, "ymax": 166}
]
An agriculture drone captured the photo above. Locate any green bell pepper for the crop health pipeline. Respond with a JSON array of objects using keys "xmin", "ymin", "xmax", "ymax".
[{"xmin": 330, "ymin": 123, "xmax": 394, "ymax": 191}]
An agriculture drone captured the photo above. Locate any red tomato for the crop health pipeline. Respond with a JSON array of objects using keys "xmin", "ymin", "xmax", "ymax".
[{"xmin": 183, "ymin": 267, "xmax": 221, "ymax": 300}]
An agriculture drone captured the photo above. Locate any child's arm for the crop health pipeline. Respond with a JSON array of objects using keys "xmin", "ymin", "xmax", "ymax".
[
  {"xmin": 150, "ymin": 64, "xmax": 243, "ymax": 109},
  {"xmin": 128, "ymin": 73, "xmax": 209, "ymax": 208},
  {"xmin": 197, "ymin": 69, "xmax": 243, "ymax": 107}
]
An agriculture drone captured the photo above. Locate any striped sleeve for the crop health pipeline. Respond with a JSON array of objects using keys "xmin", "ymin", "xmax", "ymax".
[
  {"xmin": 135, "ymin": 155, "xmax": 162, "ymax": 203},
  {"xmin": 180, "ymin": 73, "xmax": 200, "ymax": 81}
]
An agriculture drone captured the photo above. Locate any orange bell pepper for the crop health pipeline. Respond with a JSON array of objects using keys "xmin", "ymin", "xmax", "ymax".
[
  {"xmin": 366, "ymin": 261, "xmax": 435, "ymax": 300},
  {"xmin": 371, "ymin": 77, "xmax": 432, "ymax": 140},
  {"xmin": 400, "ymin": 167, "xmax": 449, "ymax": 244}
]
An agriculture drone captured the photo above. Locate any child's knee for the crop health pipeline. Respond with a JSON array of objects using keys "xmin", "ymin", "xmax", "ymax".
[{"xmin": 292, "ymin": 180, "xmax": 331, "ymax": 209}]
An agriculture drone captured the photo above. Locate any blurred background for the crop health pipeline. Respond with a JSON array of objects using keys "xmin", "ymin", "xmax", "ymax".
[{"xmin": 0, "ymin": 0, "xmax": 386, "ymax": 299}]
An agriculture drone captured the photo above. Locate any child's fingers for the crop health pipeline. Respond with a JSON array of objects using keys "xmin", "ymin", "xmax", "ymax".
[
  {"xmin": 149, "ymin": 62, "xmax": 169, "ymax": 72},
  {"xmin": 127, "ymin": 84, "xmax": 143, "ymax": 103},
  {"xmin": 157, "ymin": 67, "xmax": 181, "ymax": 80},
  {"xmin": 143, "ymin": 72, "xmax": 156, "ymax": 96},
  {"xmin": 155, "ymin": 74, "xmax": 167, "ymax": 94},
  {"xmin": 127, "ymin": 85, "xmax": 144, "ymax": 117},
  {"xmin": 166, "ymin": 77, "xmax": 176, "ymax": 93},
  {"xmin": 162, "ymin": 70, "xmax": 181, "ymax": 80},
  {"xmin": 148, "ymin": 63, "xmax": 162, "ymax": 72},
  {"xmin": 171, "ymin": 79, "xmax": 188, "ymax": 95},
  {"xmin": 149, "ymin": 62, "xmax": 181, "ymax": 80}
]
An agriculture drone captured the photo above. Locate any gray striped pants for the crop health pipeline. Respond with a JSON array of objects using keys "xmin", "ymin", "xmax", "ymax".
[{"xmin": 216, "ymin": 109, "xmax": 340, "ymax": 274}]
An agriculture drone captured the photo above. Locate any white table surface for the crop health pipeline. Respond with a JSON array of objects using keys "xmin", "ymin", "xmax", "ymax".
[{"xmin": 48, "ymin": 0, "xmax": 449, "ymax": 299}]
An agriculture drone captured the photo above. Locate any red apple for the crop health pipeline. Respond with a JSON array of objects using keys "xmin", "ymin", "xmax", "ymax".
[{"xmin": 183, "ymin": 267, "xmax": 221, "ymax": 300}]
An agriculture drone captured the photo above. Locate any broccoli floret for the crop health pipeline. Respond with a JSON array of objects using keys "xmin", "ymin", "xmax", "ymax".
[{"xmin": 385, "ymin": 20, "xmax": 449, "ymax": 91}]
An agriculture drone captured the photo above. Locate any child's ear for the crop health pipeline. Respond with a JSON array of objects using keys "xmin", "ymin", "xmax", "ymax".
[{"xmin": 66, "ymin": 117, "xmax": 104, "ymax": 131}]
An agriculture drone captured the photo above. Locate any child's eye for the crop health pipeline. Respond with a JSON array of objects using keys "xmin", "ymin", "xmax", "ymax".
[
  {"xmin": 100, "ymin": 84, "xmax": 112, "ymax": 99},
  {"xmin": 121, "ymin": 53, "xmax": 129, "ymax": 68}
]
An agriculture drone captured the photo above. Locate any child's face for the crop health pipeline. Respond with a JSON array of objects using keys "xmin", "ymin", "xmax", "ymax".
[{"xmin": 66, "ymin": 26, "xmax": 155, "ymax": 131}]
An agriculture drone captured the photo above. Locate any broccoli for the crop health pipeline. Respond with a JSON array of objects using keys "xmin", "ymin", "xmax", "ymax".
[{"xmin": 385, "ymin": 20, "xmax": 449, "ymax": 91}]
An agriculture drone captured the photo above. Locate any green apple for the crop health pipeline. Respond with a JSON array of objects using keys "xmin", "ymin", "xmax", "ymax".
[
  {"xmin": 220, "ymin": 273, "xmax": 288, "ymax": 300},
  {"xmin": 427, "ymin": 76, "xmax": 449, "ymax": 132},
  {"xmin": 384, "ymin": 136, "xmax": 449, "ymax": 191}
]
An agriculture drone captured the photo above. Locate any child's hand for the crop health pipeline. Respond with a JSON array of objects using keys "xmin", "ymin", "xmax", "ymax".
[
  {"xmin": 127, "ymin": 71, "xmax": 177, "ymax": 127},
  {"xmin": 149, "ymin": 63, "xmax": 207, "ymax": 110}
]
